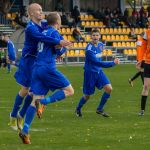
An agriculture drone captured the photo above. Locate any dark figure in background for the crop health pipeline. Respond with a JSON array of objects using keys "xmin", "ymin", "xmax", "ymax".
[
  {"xmin": 71, "ymin": 6, "xmax": 81, "ymax": 25},
  {"xmin": 72, "ymin": 26, "xmax": 85, "ymax": 42}
]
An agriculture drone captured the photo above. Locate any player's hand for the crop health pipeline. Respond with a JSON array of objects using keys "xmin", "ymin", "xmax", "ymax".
[
  {"xmin": 136, "ymin": 61, "xmax": 142, "ymax": 70},
  {"xmin": 55, "ymin": 45, "xmax": 62, "ymax": 49},
  {"xmin": 59, "ymin": 40, "xmax": 73, "ymax": 47},
  {"xmin": 114, "ymin": 58, "xmax": 120, "ymax": 64}
]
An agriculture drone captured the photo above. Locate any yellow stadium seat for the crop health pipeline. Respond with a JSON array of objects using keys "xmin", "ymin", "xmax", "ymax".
[
  {"xmin": 99, "ymin": 22, "xmax": 103, "ymax": 26},
  {"xmin": 124, "ymin": 35, "xmax": 128, "ymax": 40},
  {"xmin": 80, "ymin": 15, "xmax": 84, "ymax": 20},
  {"xmin": 113, "ymin": 28, "xmax": 117, "ymax": 33},
  {"xmin": 66, "ymin": 28, "xmax": 71, "ymax": 33},
  {"xmin": 131, "ymin": 42, "xmax": 135, "ymax": 47},
  {"xmin": 81, "ymin": 21, "xmax": 85, "ymax": 26},
  {"xmin": 111, "ymin": 35, "xmax": 115, "ymax": 40},
  {"xmin": 74, "ymin": 50, "xmax": 80, "ymax": 56},
  {"xmin": 67, "ymin": 51, "xmax": 70, "ymax": 56},
  {"xmin": 90, "ymin": 21, "xmax": 94, "ymax": 26},
  {"xmin": 89, "ymin": 15, "xmax": 94, "ymax": 20},
  {"xmin": 122, "ymin": 42, "xmax": 126, "ymax": 47},
  {"xmin": 79, "ymin": 50, "xmax": 85, "ymax": 56},
  {"xmin": 95, "ymin": 21, "xmax": 99, "ymax": 26},
  {"xmin": 100, "ymin": 28, "xmax": 105, "ymax": 34},
  {"xmin": 67, "ymin": 35, "xmax": 73, "ymax": 41},
  {"xmin": 115, "ymin": 35, "xmax": 120, "ymax": 40},
  {"xmin": 128, "ymin": 49, "xmax": 133, "ymax": 55},
  {"xmin": 126, "ymin": 42, "xmax": 131, "ymax": 47},
  {"xmin": 84, "ymin": 15, "xmax": 88, "ymax": 20},
  {"xmin": 117, "ymin": 42, "xmax": 122, "ymax": 47},
  {"xmin": 63, "ymin": 35, "xmax": 67, "ymax": 40},
  {"xmin": 109, "ymin": 28, "xmax": 113, "ymax": 34},
  {"xmin": 118, "ymin": 28, "xmax": 122, "ymax": 33},
  {"xmin": 61, "ymin": 28, "xmax": 66, "ymax": 34},
  {"xmin": 102, "ymin": 35, "xmax": 107, "ymax": 41},
  {"xmin": 113, "ymin": 42, "xmax": 117, "ymax": 47},
  {"xmin": 83, "ymin": 42, "xmax": 87, "ymax": 47},
  {"xmin": 73, "ymin": 43, "xmax": 78, "ymax": 48},
  {"xmin": 107, "ymin": 49, "xmax": 112, "ymax": 56},
  {"xmin": 85, "ymin": 35, "xmax": 90, "ymax": 41},
  {"xmin": 102, "ymin": 49, "xmax": 107, "ymax": 56},
  {"xmin": 126, "ymin": 28, "xmax": 130, "ymax": 34},
  {"xmin": 132, "ymin": 49, "xmax": 137, "ymax": 55},
  {"xmin": 122, "ymin": 28, "xmax": 126, "ymax": 33},
  {"xmin": 120, "ymin": 35, "xmax": 124, "ymax": 40},
  {"xmin": 124, "ymin": 49, "xmax": 128, "ymax": 55},
  {"xmin": 106, "ymin": 35, "xmax": 111, "ymax": 40},
  {"xmin": 135, "ymin": 28, "xmax": 139, "ymax": 34},
  {"xmin": 78, "ymin": 42, "xmax": 83, "ymax": 47},
  {"xmin": 85, "ymin": 21, "xmax": 90, "ymax": 26},
  {"xmin": 105, "ymin": 28, "xmax": 109, "ymax": 33}
]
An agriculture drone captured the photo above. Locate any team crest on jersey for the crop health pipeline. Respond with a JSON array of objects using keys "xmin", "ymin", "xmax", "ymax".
[{"xmin": 96, "ymin": 53, "xmax": 102, "ymax": 58}]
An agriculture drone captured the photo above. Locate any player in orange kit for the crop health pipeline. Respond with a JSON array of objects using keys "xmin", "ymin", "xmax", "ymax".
[
  {"xmin": 138, "ymin": 29, "xmax": 150, "ymax": 116},
  {"xmin": 128, "ymin": 32, "xmax": 145, "ymax": 86}
]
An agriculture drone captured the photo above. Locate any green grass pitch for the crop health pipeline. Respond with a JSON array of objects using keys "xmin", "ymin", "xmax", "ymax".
[{"xmin": 0, "ymin": 64, "xmax": 150, "ymax": 150}]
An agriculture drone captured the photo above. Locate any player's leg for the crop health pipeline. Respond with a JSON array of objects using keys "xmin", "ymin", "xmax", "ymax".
[
  {"xmin": 75, "ymin": 70, "xmax": 95, "ymax": 117},
  {"xmin": 140, "ymin": 71, "xmax": 144, "ymax": 85},
  {"xmin": 76, "ymin": 95, "xmax": 90, "ymax": 117},
  {"xmin": 35, "ymin": 69, "xmax": 74, "ymax": 118},
  {"xmin": 139, "ymin": 63, "xmax": 150, "ymax": 116},
  {"xmin": 19, "ymin": 95, "xmax": 44, "ymax": 144},
  {"xmin": 128, "ymin": 71, "xmax": 141, "ymax": 87},
  {"xmin": 96, "ymin": 71, "xmax": 111, "ymax": 117},
  {"xmin": 9, "ymin": 86, "xmax": 29, "ymax": 130},
  {"xmin": 17, "ymin": 92, "xmax": 33, "ymax": 130}
]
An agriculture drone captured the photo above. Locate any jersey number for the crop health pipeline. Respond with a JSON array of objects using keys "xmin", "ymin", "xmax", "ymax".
[{"xmin": 37, "ymin": 42, "xmax": 44, "ymax": 52}]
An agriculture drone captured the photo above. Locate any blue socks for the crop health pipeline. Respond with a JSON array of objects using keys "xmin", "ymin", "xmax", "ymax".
[
  {"xmin": 11, "ymin": 94, "xmax": 24, "ymax": 117},
  {"xmin": 22, "ymin": 105, "xmax": 36, "ymax": 134},
  {"xmin": 97, "ymin": 92, "xmax": 110, "ymax": 111},
  {"xmin": 76, "ymin": 96, "xmax": 87, "ymax": 110},
  {"xmin": 19, "ymin": 95, "xmax": 32, "ymax": 118},
  {"xmin": 40, "ymin": 90, "xmax": 65, "ymax": 105}
]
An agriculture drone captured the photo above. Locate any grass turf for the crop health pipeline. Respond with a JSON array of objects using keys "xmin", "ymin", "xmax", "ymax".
[{"xmin": 0, "ymin": 64, "xmax": 150, "ymax": 150}]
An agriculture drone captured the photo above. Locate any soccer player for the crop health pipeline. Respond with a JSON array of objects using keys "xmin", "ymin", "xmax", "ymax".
[
  {"xmin": 138, "ymin": 29, "xmax": 150, "ymax": 116},
  {"xmin": 19, "ymin": 12, "xmax": 74, "ymax": 144},
  {"xmin": 1, "ymin": 34, "xmax": 17, "ymax": 73},
  {"xmin": 9, "ymin": 3, "xmax": 72, "ymax": 131},
  {"xmin": 75, "ymin": 29, "xmax": 120, "ymax": 117},
  {"xmin": 128, "ymin": 32, "xmax": 145, "ymax": 86}
]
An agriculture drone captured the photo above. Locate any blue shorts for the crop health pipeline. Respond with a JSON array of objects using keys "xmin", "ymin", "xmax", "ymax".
[
  {"xmin": 83, "ymin": 70, "xmax": 110, "ymax": 95},
  {"xmin": 14, "ymin": 56, "xmax": 36, "ymax": 87},
  {"xmin": 31, "ymin": 65, "xmax": 70, "ymax": 95}
]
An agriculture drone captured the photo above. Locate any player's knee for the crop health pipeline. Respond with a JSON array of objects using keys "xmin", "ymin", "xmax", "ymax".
[
  {"xmin": 105, "ymin": 87, "xmax": 113, "ymax": 94},
  {"xmin": 64, "ymin": 87, "xmax": 74, "ymax": 96},
  {"xmin": 19, "ymin": 87, "xmax": 29, "ymax": 97},
  {"xmin": 84, "ymin": 95, "xmax": 90, "ymax": 100},
  {"xmin": 68, "ymin": 87, "xmax": 74, "ymax": 96}
]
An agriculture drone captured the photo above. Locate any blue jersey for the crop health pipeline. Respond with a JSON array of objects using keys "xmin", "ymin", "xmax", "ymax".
[
  {"xmin": 22, "ymin": 20, "xmax": 60, "ymax": 57},
  {"xmin": 35, "ymin": 26, "xmax": 66, "ymax": 70},
  {"xmin": 84, "ymin": 42, "xmax": 115, "ymax": 72},
  {"xmin": 7, "ymin": 40, "xmax": 16, "ymax": 61}
]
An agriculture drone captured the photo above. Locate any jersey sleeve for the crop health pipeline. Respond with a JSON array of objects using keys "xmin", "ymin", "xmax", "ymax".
[
  {"xmin": 51, "ymin": 30, "xmax": 67, "ymax": 56},
  {"xmin": 86, "ymin": 49, "xmax": 116, "ymax": 68},
  {"xmin": 27, "ymin": 25, "xmax": 60, "ymax": 45}
]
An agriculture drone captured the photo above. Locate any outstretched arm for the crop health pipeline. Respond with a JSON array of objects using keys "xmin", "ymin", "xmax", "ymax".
[
  {"xmin": 27, "ymin": 26, "xmax": 72, "ymax": 47},
  {"xmin": 86, "ymin": 50, "xmax": 119, "ymax": 68}
]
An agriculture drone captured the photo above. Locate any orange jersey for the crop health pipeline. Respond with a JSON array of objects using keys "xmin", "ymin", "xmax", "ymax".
[
  {"xmin": 136, "ymin": 37, "xmax": 146, "ymax": 61},
  {"xmin": 143, "ymin": 30, "xmax": 150, "ymax": 63}
]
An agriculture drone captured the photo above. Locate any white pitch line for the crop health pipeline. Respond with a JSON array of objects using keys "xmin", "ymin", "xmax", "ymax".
[{"xmin": 0, "ymin": 128, "xmax": 46, "ymax": 133}]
